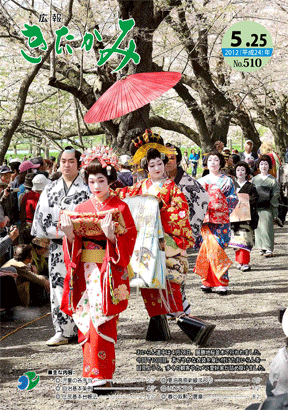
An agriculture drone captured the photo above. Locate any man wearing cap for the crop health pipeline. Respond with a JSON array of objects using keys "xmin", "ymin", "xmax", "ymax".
[
  {"xmin": 20, "ymin": 174, "xmax": 50, "ymax": 243},
  {"xmin": 0, "ymin": 165, "xmax": 19, "ymax": 228},
  {"xmin": 240, "ymin": 140, "xmax": 258, "ymax": 173},
  {"xmin": 117, "ymin": 155, "xmax": 133, "ymax": 186},
  {"xmin": 31, "ymin": 146, "xmax": 90, "ymax": 346}
]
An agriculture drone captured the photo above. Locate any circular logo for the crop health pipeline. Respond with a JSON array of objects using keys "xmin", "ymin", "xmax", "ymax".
[{"xmin": 222, "ymin": 21, "xmax": 273, "ymax": 72}]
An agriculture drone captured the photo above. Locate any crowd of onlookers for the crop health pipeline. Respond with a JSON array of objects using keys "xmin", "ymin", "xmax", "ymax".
[{"xmin": 0, "ymin": 156, "xmax": 57, "ymax": 319}]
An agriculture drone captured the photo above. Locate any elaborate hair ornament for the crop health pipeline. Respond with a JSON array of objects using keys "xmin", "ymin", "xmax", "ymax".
[{"xmin": 106, "ymin": 165, "xmax": 112, "ymax": 176}]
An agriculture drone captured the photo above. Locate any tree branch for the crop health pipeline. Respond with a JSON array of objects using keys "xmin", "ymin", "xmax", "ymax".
[{"xmin": 149, "ymin": 114, "xmax": 200, "ymax": 146}]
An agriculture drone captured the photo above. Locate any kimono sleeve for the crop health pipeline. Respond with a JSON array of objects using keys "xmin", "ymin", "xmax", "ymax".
[
  {"xmin": 31, "ymin": 187, "xmax": 60, "ymax": 239},
  {"xmin": 116, "ymin": 181, "xmax": 142, "ymax": 200},
  {"xmin": 270, "ymin": 179, "xmax": 280, "ymax": 218},
  {"xmin": 162, "ymin": 183, "xmax": 195, "ymax": 250},
  {"xmin": 249, "ymin": 183, "xmax": 259, "ymax": 207},
  {"xmin": 224, "ymin": 177, "xmax": 239, "ymax": 214},
  {"xmin": 106, "ymin": 201, "xmax": 137, "ymax": 269}
]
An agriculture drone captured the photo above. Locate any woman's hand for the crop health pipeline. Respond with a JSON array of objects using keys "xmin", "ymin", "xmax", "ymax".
[
  {"xmin": 60, "ymin": 212, "xmax": 75, "ymax": 243},
  {"xmin": 100, "ymin": 213, "xmax": 116, "ymax": 243}
]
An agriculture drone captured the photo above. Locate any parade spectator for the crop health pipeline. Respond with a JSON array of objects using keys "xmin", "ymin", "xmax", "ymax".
[
  {"xmin": 20, "ymin": 174, "xmax": 50, "ymax": 243},
  {"xmin": 2, "ymin": 244, "xmax": 50, "ymax": 307},
  {"xmin": 0, "ymin": 181, "xmax": 10, "ymax": 234},
  {"xmin": 43, "ymin": 159, "xmax": 54, "ymax": 176},
  {"xmin": 213, "ymin": 140, "xmax": 224, "ymax": 153},
  {"xmin": 0, "ymin": 223, "xmax": 18, "ymax": 266},
  {"xmin": 0, "ymin": 266, "xmax": 20, "ymax": 320},
  {"xmin": 0, "ymin": 165, "xmax": 12, "ymax": 185},
  {"xmin": 0, "ymin": 225, "xmax": 20, "ymax": 319},
  {"xmin": 252, "ymin": 155, "xmax": 279, "ymax": 258},
  {"xmin": 229, "ymin": 161, "xmax": 259, "ymax": 272},
  {"xmin": 222, "ymin": 152, "xmax": 235, "ymax": 178},
  {"xmin": 240, "ymin": 140, "xmax": 258, "ymax": 173},
  {"xmin": 0, "ymin": 166, "xmax": 19, "ymax": 227},
  {"xmin": 189, "ymin": 149, "xmax": 200, "ymax": 176},
  {"xmin": 9, "ymin": 160, "xmax": 21, "ymax": 187},
  {"xmin": 30, "ymin": 238, "xmax": 50, "ymax": 306},
  {"xmin": 18, "ymin": 172, "xmax": 34, "ymax": 208},
  {"xmin": 17, "ymin": 160, "xmax": 40, "ymax": 200},
  {"xmin": 117, "ymin": 154, "xmax": 133, "ymax": 186},
  {"xmin": 31, "ymin": 237, "xmax": 49, "ymax": 278},
  {"xmin": 31, "ymin": 146, "xmax": 90, "ymax": 346},
  {"xmin": 181, "ymin": 151, "xmax": 190, "ymax": 172},
  {"xmin": 223, "ymin": 147, "xmax": 231, "ymax": 155}
]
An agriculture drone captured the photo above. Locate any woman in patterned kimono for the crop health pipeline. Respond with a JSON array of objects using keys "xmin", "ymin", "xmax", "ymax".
[
  {"xmin": 229, "ymin": 161, "xmax": 259, "ymax": 272},
  {"xmin": 60, "ymin": 159, "xmax": 137, "ymax": 391},
  {"xmin": 195, "ymin": 151, "xmax": 238, "ymax": 295},
  {"xmin": 252, "ymin": 155, "xmax": 279, "ymax": 257},
  {"xmin": 118, "ymin": 140, "xmax": 195, "ymax": 319}
]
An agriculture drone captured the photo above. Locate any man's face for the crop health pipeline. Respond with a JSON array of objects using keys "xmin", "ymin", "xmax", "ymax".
[
  {"xmin": 245, "ymin": 142, "xmax": 253, "ymax": 153},
  {"xmin": 59, "ymin": 151, "xmax": 78, "ymax": 179},
  {"xmin": 165, "ymin": 154, "xmax": 177, "ymax": 173},
  {"xmin": 0, "ymin": 172, "xmax": 11, "ymax": 184}
]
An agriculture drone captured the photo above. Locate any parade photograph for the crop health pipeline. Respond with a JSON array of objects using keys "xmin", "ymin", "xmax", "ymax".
[{"xmin": 0, "ymin": 1, "xmax": 288, "ymax": 410}]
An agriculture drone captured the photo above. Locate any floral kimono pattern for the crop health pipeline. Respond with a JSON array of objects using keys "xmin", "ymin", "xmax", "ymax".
[
  {"xmin": 195, "ymin": 174, "xmax": 238, "ymax": 286},
  {"xmin": 61, "ymin": 194, "xmax": 137, "ymax": 380}
]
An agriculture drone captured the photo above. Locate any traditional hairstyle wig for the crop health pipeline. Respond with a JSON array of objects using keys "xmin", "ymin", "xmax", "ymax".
[
  {"xmin": 129, "ymin": 129, "xmax": 164, "ymax": 156},
  {"xmin": 256, "ymin": 154, "xmax": 273, "ymax": 170},
  {"xmin": 142, "ymin": 148, "xmax": 168, "ymax": 172},
  {"xmin": 58, "ymin": 146, "xmax": 82, "ymax": 168},
  {"xmin": 85, "ymin": 158, "xmax": 117, "ymax": 184},
  {"xmin": 203, "ymin": 150, "xmax": 226, "ymax": 169},
  {"xmin": 234, "ymin": 161, "xmax": 250, "ymax": 179},
  {"xmin": 165, "ymin": 143, "xmax": 182, "ymax": 165}
]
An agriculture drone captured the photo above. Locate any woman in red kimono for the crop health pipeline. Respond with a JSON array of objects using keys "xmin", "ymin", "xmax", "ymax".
[
  {"xmin": 60, "ymin": 159, "xmax": 137, "ymax": 391},
  {"xmin": 118, "ymin": 143, "xmax": 195, "ymax": 318}
]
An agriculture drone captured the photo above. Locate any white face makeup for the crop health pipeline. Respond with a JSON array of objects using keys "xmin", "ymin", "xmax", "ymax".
[
  {"xmin": 259, "ymin": 160, "xmax": 269, "ymax": 175},
  {"xmin": 148, "ymin": 157, "xmax": 165, "ymax": 182},
  {"xmin": 207, "ymin": 155, "xmax": 221, "ymax": 174},
  {"xmin": 236, "ymin": 166, "xmax": 247, "ymax": 181},
  {"xmin": 88, "ymin": 173, "xmax": 110, "ymax": 201}
]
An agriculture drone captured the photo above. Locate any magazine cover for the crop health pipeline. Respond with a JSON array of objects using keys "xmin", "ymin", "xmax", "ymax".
[{"xmin": 0, "ymin": 1, "xmax": 287, "ymax": 410}]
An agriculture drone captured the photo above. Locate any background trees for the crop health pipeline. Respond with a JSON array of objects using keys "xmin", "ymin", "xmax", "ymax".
[{"xmin": 0, "ymin": 0, "xmax": 287, "ymax": 163}]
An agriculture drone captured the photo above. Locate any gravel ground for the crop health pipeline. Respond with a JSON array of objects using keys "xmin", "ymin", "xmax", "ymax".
[{"xmin": 1, "ymin": 223, "xmax": 287, "ymax": 410}]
